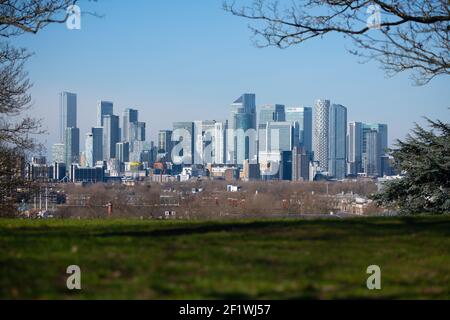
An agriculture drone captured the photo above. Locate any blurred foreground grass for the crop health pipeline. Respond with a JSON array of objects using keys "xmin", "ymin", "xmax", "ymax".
[{"xmin": 0, "ymin": 216, "xmax": 449, "ymax": 299}]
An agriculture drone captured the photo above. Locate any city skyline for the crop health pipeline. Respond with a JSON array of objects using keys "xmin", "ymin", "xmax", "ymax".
[
  {"xmin": 12, "ymin": 0, "xmax": 448, "ymax": 158},
  {"xmin": 52, "ymin": 89, "xmax": 394, "ymax": 182}
]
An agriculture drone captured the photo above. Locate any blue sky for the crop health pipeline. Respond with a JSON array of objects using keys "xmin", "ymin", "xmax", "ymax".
[{"xmin": 13, "ymin": 0, "xmax": 450, "ymax": 155}]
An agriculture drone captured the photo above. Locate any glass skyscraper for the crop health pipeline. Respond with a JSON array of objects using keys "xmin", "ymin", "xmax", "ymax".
[
  {"xmin": 173, "ymin": 122, "xmax": 195, "ymax": 165},
  {"xmin": 65, "ymin": 127, "xmax": 80, "ymax": 167},
  {"xmin": 85, "ymin": 133, "xmax": 94, "ymax": 167},
  {"xmin": 347, "ymin": 122, "xmax": 388, "ymax": 177},
  {"xmin": 158, "ymin": 130, "xmax": 173, "ymax": 154},
  {"xmin": 347, "ymin": 121, "xmax": 363, "ymax": 175},
  {"xmin": 285, "ymin": 107, "xmax": 312, "ymax": 154},
  {"xmin": 259, "ymin": 104, "xmax": 286, "ymax": 124},
  {"xmin": 328, "ymin": 104, "xmax": 347, "ymax": 180},
  {"xmin": 59, "ymin": 92, "xmax": 77, "ymax": 143},
  {"xmin": 228, "ymin": 93, "xmax": 257, "ymax": 165},
  {"xmin": 122, "ymin": 108, "xmax": 139, "ymax": 143},
  {"xmin": 103, "ymin": 115, "xmax": 120, "ymax": 160},
  {"xmin": 96, "ymin": 101, "xmax": 113, "ymax": 127},
  {"xmin": 116, "ymin": 142, "xmax": 130, "ymax": 163}
]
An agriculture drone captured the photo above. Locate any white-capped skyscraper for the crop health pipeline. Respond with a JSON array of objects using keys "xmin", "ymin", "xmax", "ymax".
[{"xmin": 313, "ymin": 99, "xmax": 330, "ymax": 172}]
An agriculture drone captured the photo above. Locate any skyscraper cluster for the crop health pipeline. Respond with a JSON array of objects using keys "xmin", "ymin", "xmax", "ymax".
[
  {"xmin": 52, "ymin": 91, "xmax": 390, "ymax": 183},
  {"xmin": 53, "ymin": 92, "xmax": 154, "ymax": 180}
]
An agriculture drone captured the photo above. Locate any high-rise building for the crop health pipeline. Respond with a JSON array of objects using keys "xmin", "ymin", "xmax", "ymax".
[
  {"xmin": 158, "ymin": 130, "xmax": 173, "ymax": 154},
  {"xmin": 213, "ymin": 121, "xmax": 226, "ymax": 164},
  {"xmin": 258, "ymin": 121, "xmax": 295, "ymax": 179},
  {"xmin": 194, "ymin": 120, "xmax": 220, "ymax": 165},
  {"xmin": 347, "ymin": 122, "xmax": 363, "ymax": 176},
  {"xmin": 363, "ymin": 130, "xmax": 381, "ymax": 177},
  {"xmin": 64, "ymin": 127, "xmax": 80, "ymax": 167},
  {"xmin": 292, "ymin": 146, "xmax": 310, "ymax": 181},
  {"xmin": 346, "ymin": 122, "xmax": 388, "ymax": 177},
  {"xmin": 286, "ymin": 107, "xmax": 313, "ymax": 154},
  {"xmin": 172, "ymin": 122, "xmax": 195, "ymax": 165},
  {"xmin": 96, "ymin": 101, "xmax": 113, "ymax": 127},
  {"xmin": 228, "ymin": 93, "xmax": 257, "ymax": 165},
  {"xmin": 122, "ymin": 108, "xmax": 139, "ymax": 143},
  {"xmin": 134, "ymin": 122, "xmax": 146, "ymax": 142},
  {"xmin": 85, "ymin": 133, "xmax": 94, "ymax": 167},
  {"xmin": 328, "ymin": 104, "xmax": 347, "ymax": 180},
  {"xmin": 313, "ymin": 99, "xmax": 330, "ymax": 172},
  {"xmin": 59, "ymin": 92, "xmax": 77, "ymax": 143},
  {"xmin": 259, "ymin": 104, "xmax": 286, "ymax": 124},
  {"xmin": 91, "ymin": 127, "xmax": 103, "ymax": 165},
  {"xmin": 85, "ymin": 127, "xmax": 103, "ymax": 167},
  {"xmin": 116, "ymin": 142, "xmax": 130, "ymax": 163},
  {"xmin": 103, "ymin": 115, "xmax": 120, "ymax": 160},
  {"xmin": 52, "ymin": 143, "xmax": 65, "ymax": 163},
  {"xmin": 363, "ymin": 123, "xmax": 388, "ymax": 155}
]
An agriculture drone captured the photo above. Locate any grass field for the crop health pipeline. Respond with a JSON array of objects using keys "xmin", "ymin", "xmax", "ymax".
[{"xmin": 0, "ymin": 216, "xmax": 449, "ymax": 299}]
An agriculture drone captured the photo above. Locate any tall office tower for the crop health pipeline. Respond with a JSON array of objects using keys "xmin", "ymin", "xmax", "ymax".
[
  {"xmin": 85, "ymin": 133, "xmax": 94, "ymax": 167},
  {"xmin": 347, "ymin": 122, "xmax": 363, "ymax": 176},
  {"xmin": 135, "ymin": 122, "xmax": 146, "ymax": 142},
  {"xmin": 122, "ymin": 108, "xmax": 139, "ymax": 143},
  {"xmin": 292, "ymin": 146, "xmax": 310, "ymax": 181},
  {"xmin": 213, "ymin": 121, "xmax": 226, "ymax": 164},
  {"xmin": 328, "ymin": 104, "xmax": 347, "ymax": 180},
  {"xmin": 59, "ymin": 92, "xmax": 77, "ymax": 142},
  {"xmin": 116, "ymin": 142, "xmax": 130, "ymax": 163},
  {"xmin": 172, "ymin": 122, "xmax": 195, "ymax": 165},
  {"xmin": 91, "ymin": 127, "xmax": 104, "ymax": 165},
  {"xmin": 259, "ymin": 104, "xmax": 286, "ymax": 124},
  {"xmin": 362, "ymin": 123, "xmax": 388, "ymax": 155},
  {"xmin": 103, "ymin": 115, "xmax": 120, "ymax": 160},
  {"xmin": 313, "ymin": 99, "xmax": 330, "ymax": 172},
  {"xmin": 194, "ymin": 120, "xmax": 218, "ymax": 165},
  {"xmin": 52, "ymin": 143, "xmax": 65, "ymax": 163},
  {"xmin": 258, "ymin": 121, "xmax": 295, "ymax": 179},
  {"xmin": 362, "ymin": 123, "xmax": 388, "ymax": 176},
  {"xmin": 64, "ymin": 127, "xmax": 80, "ymax": 167},
  {"xmin": 363, "ymin": 130, "xmax": 381, "ymax": 176},
  {"xmin": 228, "ymin": 93, "xmax": 257, "ymax": 165},
  {"xmin": 85, "ymin": 127, "xmax": 103, "ymax": 167},
  {"xmin": 286, "ymin": 107, "xmax": 313, "ymax": 154},
  {"xmin": 158, "ymin": 130, "xmax": 173, "ymax": 153},
  {"xmin": 96, "ymin": 101, "xmax": 114, "ymax": 127}
]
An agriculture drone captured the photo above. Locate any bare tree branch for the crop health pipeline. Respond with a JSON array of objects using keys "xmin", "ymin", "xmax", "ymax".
[{"xmin": 223, "ymin": 0, "xmax": 450, "ymax": 85}]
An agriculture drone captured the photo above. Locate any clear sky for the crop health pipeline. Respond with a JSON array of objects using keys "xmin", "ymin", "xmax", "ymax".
[{"xmin": 13, "ymin": 0, "xmax": 450, "ymax": 156}]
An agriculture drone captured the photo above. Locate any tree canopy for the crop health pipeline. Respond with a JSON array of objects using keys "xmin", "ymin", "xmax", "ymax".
[{"xmin": 373, "ymin": 118, "xmax": 450, "ymax": 214}]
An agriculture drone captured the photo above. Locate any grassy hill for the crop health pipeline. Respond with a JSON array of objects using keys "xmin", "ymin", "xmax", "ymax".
[{"xmin": 0, "ymin": 216, "xmax": 449, "ymax": 299}]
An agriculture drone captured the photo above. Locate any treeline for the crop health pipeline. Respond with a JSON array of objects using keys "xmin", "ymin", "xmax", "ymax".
[{"xmin": 56, "ymin": 180, "xmax": 380, "ymax": 219}]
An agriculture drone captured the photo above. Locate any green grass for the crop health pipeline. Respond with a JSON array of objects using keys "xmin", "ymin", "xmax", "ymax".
[{"xmin": 0, "ymin": 216, "xmax": 449, "ymax": 299}]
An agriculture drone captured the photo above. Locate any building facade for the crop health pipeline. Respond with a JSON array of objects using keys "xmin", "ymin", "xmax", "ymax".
[
  {"xmin": 103, "ymin": 115, "xmax": 120, "ymax": 160},
  {"xmin": 286, "ymin": 107, "xmax": 313, "ymax": 154},
  {"xmin": 59, "ymin": 92, "xmax": 77, "ymax": 143},
  {"xmin": 228, "ymin": 93, "xmax": 257, "ymax": 165},
  {"xmin": 96, "ymin": 101, "xmax": 113, "ymax": 127},
  {"xmin": 313, "ymin": 99, "xmax": 330, "ymax": 172},
  {"xmin": 328, "ymin": 104, "xmax": 347, "ymax": 180}
]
